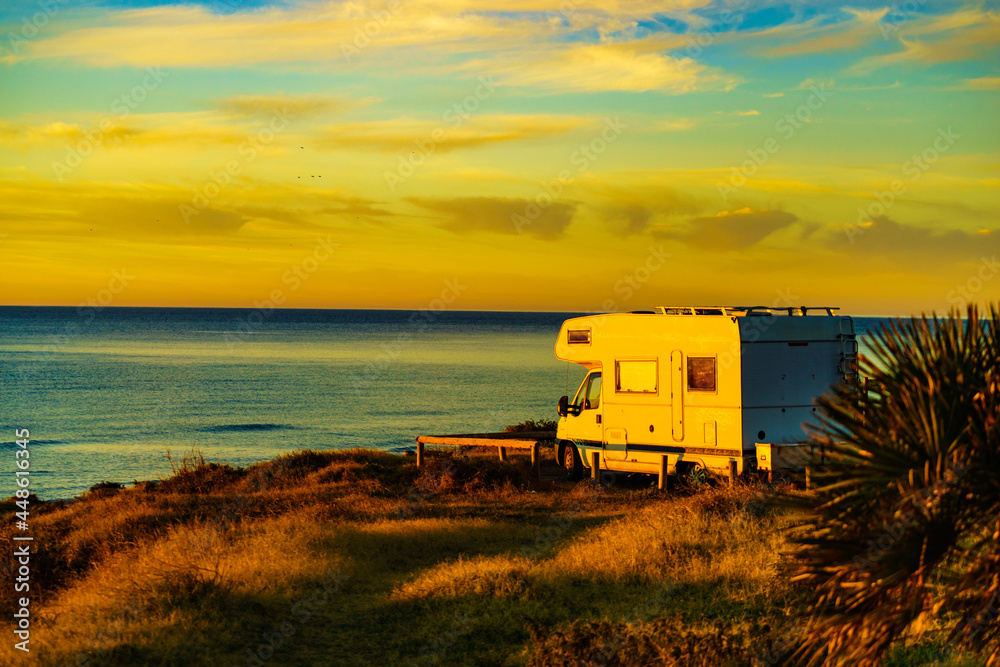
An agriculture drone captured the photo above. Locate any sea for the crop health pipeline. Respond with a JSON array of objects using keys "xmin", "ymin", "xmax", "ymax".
[{"xmin": 0, "ymin": 307, "xmax": 888, "ymax": 500}]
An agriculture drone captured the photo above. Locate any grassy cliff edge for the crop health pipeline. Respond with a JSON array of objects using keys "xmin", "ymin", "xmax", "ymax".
[{"xmin": 0, "ymin": 446, "xmax": 977, "ymax": 666}]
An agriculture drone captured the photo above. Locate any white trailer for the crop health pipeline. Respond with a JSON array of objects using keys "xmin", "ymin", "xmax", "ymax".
[{"xmin": 553, "ymin": 306, "xmax": 857, "ymax": 482}]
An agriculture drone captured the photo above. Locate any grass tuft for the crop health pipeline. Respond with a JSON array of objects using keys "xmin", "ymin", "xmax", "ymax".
[{"xmin": 393, "ymin": 554, "xmax": 533, "ymax": 601}]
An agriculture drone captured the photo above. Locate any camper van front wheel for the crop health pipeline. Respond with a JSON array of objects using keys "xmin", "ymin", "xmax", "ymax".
[{"xmin": 559, "ymin": 442, "xmax": 584, "ymax": 481}]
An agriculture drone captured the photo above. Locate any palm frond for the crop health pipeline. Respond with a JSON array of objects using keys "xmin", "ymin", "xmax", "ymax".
[{"xmin": 786, "ymin": 302, "xmax": 1000, "ymax": 665}]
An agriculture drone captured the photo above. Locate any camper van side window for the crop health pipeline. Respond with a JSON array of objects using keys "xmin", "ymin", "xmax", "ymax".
[
  {"xmin": 615, "ymin": 359, "xmax": 658, "ymax": 394},
  {"xmin": 687, "ymin": 357, "xmax": 716, "ymax": 392}
]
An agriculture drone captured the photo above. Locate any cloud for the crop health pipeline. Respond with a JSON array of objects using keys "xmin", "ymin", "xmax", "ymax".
[
  {"xmin": 794, "ymin": 77, "xmax": 835, "ymax": 91},
  {"xmin": 409, "ymin": 196, "xmax": 576, "ymax": 240},
  {"xmin": 0, "ymin": 175, "xmax": 400, "ymax": 242},
  {"xmin": 0, "ymin": 94, "xmax": 375, "ymax": 153},
  {"xmin": 850, "ymin": 9, "xmax": 1000, "ymax": 72},
  {"xmin": 958, "ymin": 76, "xmax": 1000, "ymax": 91},
  {"xmin": 2, "ymin": 2, "xmax": 682, "ymax": 70},
  {"xmin": 5, "ymin": 2, "xmax": 738, "ymax": 93},
  {"xmin": 239, "ymin": 198, "xmax": 393, "ymax": 227},
  {"xmin": 0, "ymin": 120, "xmax": 141, "ymax": 149},
  {"xmin": 836, "ymin": 215, "xmax": 999, "ymax": 259},
  {"xmin": 217, "ymin": 94, "xmax": 374, "ymax": 119},
  {"xmin": 756, "ymin": 8, "xmax": 887, "ymax": 57},
  {"xmin": 481, "ymin": 42, "xmax": 736, "ymax": 93},
  {"xmin": 651, "ymin": 118, "xmax": 696, "ymax": 131},
  {"xmin": 597, "ymin": 187, "xmax": 699, "ymax": 235},
  {"xmin": 8, "ymin": 3, "xmax": 543, "ymax": 68},
  {"xmin": 0, "ymin": 188, "xmax": 246, "ymax": 238},
  {"xmin": 605, "ymin": 203, "xmax": 654, "ymax": 235},
  {"xmin": 0, "ymin": 113, "xmax": 262, "ymax": 150},
  {"xmin": 734, "ymin": 109, "xmax": 759, "ymax": 116},
  {"xmin": 316, "ymin": 114, "xmax": 589, "ymax": 153},
  {"xmin": 658, "ymin": 207, "xmax": 798, "ymax": 250}
]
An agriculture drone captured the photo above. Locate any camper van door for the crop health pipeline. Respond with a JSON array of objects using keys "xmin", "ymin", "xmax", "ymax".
[{"xmin": 569, "ymin": 370, "xmax": 604, "ymax": 451}]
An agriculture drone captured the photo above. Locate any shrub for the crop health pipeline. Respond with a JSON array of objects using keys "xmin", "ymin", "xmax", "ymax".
[
  {"xmin": 156, "ymin": 461, "xmax": 246, "ymax": 494},
  {"xmin": 416, "ymin": 455, "xmax": 535, "ymax": 494},
  {"xmin": 787, "ymin": 303, "xmax": 1000, "ymax": 666},
  {"xmin": 88, "ymin": 481, "xmax": 123, "ymax": 497},
  {"xmin": 505, "ymin": 419, "xmax": 558, "ymax": 433}
]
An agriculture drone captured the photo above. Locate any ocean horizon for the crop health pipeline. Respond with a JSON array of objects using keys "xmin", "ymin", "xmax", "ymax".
[{"xmin": 1, "ymin": 306, "xmax": 889, "ymax": 500}]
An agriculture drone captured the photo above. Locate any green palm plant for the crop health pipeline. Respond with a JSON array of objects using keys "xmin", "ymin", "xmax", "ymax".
[{"xmin": 786, "ymin": 303, "xmax": 1000, "ymax": 666}]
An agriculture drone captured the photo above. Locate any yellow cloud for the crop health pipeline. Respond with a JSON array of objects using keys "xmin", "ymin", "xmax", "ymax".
[
  {"xmin": 657, "ymin": 208, "xmax": 799, "ymax": 250},
  {"xmin": 0, "ymin": 114, "xmax": 252, "ymax": 151},
  {"xmin": 13, "ymin": 3, "xmax": 519, "ymax": 68},
  {"xmin": 959, "ymin": 76, "xmax": 1000, "ymax": 91},
  {"xmin": 480, "ymin": 42, "xmax": 735, "ymax": 93},
  {"xmin": 8, "ymin": 0, "xmax": 730, "ymax": 95},
  {"xmin": 831, "ymin": 215, "xmax": 1000, "ymax": 260},
  {"xmin": 594, "ymin": 186, "xmax": 699, "ymax": 234},
  {"xmin": 217, "ymin": 94, "xmax": 375, "ymax": 119},
  {"xmin": 409, "ymin": 195, "xmax": 576, "ymax": 240},
  {"xmin": 0, "ymin": 175, "xmax": 397, "ymax": 243},
  {"xmin": 0, "ymin": 119, "xmax": 144, "ymax": 150},
  {"xmin": 0, "ymin": 97, "xmax": 371, "ymax": 153},
  {"xmin": 651, "ymin": 118, "xmax": 696, "ymax": 131},
  {"xmin": 315, "ymin": 114, "xmax": 591, "ymax": 153}
]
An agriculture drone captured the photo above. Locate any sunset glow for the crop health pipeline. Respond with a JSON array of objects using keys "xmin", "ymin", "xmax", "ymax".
[{"xmin": 1, "ymin": 0, "xmax": 998, "ymax": 314}]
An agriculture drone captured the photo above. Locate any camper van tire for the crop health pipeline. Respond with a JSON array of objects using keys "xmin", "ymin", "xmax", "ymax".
[
  {"xmin": 559, "ymin": 441, "xmax": 583, "ymax": 481},
  {"xmin": 682, "ymin": 462, "xmax": 709, "ymax": 487}
]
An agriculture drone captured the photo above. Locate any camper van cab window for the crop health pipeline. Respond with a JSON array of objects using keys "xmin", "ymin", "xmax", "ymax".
[
  {"xmin": 687, "ymin": 357, "xmax": 716, "ymax": 392},
  {"xmin": 584, "ymin": 373, "xmax": 602, "ymax": 409}
]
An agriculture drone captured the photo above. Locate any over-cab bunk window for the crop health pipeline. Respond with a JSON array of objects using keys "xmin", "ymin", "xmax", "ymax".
[
  {"xmin": 567, "ymin": 329, "xmax": 591, "ymax": 344},
  {"xmin": 687, "ymin": 357, "xmax": 717, "ymax": 392},
  {"xmin": 615, "ymin": 359, "xmax": 658, "ymax": 394}
]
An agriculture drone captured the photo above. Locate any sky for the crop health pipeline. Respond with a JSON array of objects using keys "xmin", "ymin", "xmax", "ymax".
[{"xmin": 0, "ymin": 0, "xmax": 997, "ymax": 315}]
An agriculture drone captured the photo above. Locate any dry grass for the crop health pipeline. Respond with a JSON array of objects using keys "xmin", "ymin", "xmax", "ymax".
[
  {"xmin": 539, "ymin": 485, "xmax": 786, "ymax": 587},
  {"xmin": 393, "ymin": 554, "xmax": 534, "ymax": 601},
  {"xmin": 0, "ymin": 447, "xmax": 975, "ymax": 665},
  {"xmin": 30, "ymin": 510, "xmax": 342, "ymax": 660}
]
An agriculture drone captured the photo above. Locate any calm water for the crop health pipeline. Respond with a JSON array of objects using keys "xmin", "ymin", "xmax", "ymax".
[{"xmin": 0, "ymin": 307, "xmax": 887, "ymax": 499}]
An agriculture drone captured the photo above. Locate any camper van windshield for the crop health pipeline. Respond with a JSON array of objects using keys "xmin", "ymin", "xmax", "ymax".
[
  {"xmin": 572, "ymin": 372, "xmax": 602, "ymax": 411},
  {"xmin": 585, "ymin": 373, "xmax": 602, "ymax": 409}
]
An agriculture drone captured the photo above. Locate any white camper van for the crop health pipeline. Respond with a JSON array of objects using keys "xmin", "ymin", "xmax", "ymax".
[{"xmin": 554, "ymin": 306, "xmax": 858, "ymax": 482}]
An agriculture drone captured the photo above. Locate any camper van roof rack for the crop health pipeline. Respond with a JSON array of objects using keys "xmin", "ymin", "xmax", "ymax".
[{"xmin": 655, "ymin": 306, "xmax": 840, "ymax": 317}]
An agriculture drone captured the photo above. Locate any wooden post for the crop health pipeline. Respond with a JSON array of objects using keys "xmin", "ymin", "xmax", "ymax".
[
  {"xmin": 417, "ymin": 441, "xmax": 424, "ymax": 468},
  {"xmin": 767, "ymin": 469, "xmax": 773, "ymax": 484},
  {"xmin": 531, "ymin": 442, "xmax": 540, "ymax": 479},
  {"xmin": 590, "ymin": 451, "xmax": 600, "ymax": 483},
  {"xmin": 498, "ymin": 446, "xmax": 507, "ymax": 462},
  {"xmin": 805, "ymin": 466, "xmax": 811, "ymax": 491},
  {"xmin": 658, "ymin": 455, "xmax": 668, "ymax": 491},
  {"xmin": 729, "ymin": 460, "xmax": 737, "ymax": 487}
]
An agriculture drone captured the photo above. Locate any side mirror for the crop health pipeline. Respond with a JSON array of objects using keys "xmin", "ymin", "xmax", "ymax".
[{"xmin": 557, "ymin": 395, "xmax": 569, "ymax": 417}]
